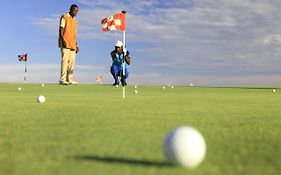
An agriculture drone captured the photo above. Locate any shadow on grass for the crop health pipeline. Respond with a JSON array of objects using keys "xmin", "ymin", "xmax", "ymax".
[{"xmin": 73, "ymin": 155, "xmax": 172, "ymax": 167}]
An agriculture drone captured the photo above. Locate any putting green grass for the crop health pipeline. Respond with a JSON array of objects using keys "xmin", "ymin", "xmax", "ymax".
[{"xmin": 0, "ymin": 84, "xmax": 280, "ymax": 175}]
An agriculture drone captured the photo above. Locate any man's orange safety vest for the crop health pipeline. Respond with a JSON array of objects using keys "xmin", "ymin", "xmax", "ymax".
[{"xmin": 62, "ymin": 13, "xmax": 77, "ymax": 50}]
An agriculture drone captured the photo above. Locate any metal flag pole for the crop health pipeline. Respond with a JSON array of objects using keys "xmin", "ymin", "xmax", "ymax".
[
  {"xmin": 24, "ymin": 60, "xmax": 27, "ymax": 83},
  {"xmin": 122, "ymin": 30, "xmax": 126, "ymax": 99},
  {"xmin": 122, "ymin": 11, "xmax": 127, "ymax": 99}
]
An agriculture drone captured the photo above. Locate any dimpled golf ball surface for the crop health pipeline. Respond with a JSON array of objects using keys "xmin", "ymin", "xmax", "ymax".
[
  {"xmin": 164, "ymin": 126, "xmax": 206, "ymax": 168},
  {"xmin": 37, "ymin": 96, "xmax": 45, "ymax": 103}
]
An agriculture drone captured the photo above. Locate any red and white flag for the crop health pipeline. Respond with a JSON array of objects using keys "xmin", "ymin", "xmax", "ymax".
[
  {"xmin": 101, "ymin": 12, "xmax": 126, "ymax": 32},
  {"xmin": 18, "ymin": 54, "xmax": 28, "ymax": 62}
]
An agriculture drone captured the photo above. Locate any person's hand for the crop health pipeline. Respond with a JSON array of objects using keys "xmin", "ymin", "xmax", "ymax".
[
  {"xmin": 76, "ymin": 46, "xmax": 79, "ymax": 53},
  {"xmin": 62, "ymin": 39, "xmax": 67, "ymax": 48},
  {"xmin": 123, "ymin": 48, "xmax": 127, "ymax": 55}
]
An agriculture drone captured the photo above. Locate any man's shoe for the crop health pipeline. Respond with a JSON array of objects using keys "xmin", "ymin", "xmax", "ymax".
[
  {"xmin": 59, "ymin": 80, "xmax": 69, "ymax": 85},
  {"xmin": 69, "ymin": 81, "xmax": 78, "ymax": 85},
  {"xmin": 113, "ymin": 82, "xmax": 119, "ymax": 86},
  {"xmin": 121, "ymin": 77, "xmax": 127, "ymax": 86}
]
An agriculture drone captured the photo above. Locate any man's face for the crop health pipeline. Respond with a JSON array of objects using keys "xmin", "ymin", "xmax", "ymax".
[
  {"xmin": 70, "ymin": 7, "xmax": 78, "ymax": 17},
  {"xmin": 116, "ymin": 46, "xmax": 123, "ymax": 54}
]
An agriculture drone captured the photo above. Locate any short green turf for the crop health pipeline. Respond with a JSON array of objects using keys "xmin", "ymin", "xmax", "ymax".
[{"xmin": 0, "ymin": 84, "xmax": 280, "ymax": 175}]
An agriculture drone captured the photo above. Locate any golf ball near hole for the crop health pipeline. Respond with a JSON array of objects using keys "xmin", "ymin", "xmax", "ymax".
[
  {"xmin": 163, "ymin": 126, "xmax": 206, "ymax": 168},
  {"xmin": 37, "ymin": 95, "xmax": 46, "ymax": 103}
]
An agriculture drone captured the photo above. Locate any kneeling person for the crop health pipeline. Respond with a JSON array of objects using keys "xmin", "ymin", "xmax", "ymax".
[{"xmin": 110, "ymin": 40, "xmax": 131, "ymax": 86}]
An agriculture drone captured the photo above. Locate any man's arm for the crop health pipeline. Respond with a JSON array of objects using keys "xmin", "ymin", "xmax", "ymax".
[
  {"xmin": 59, "ymin": 16, "xmax": 66, "ymax": 47},
  {"xmin": 59, "ymin": 27, "xmax": 65, "ymax": 46},
  {"xmin": 122, "ymin": 48, "xmax": 131, "ymax": 65},
  {"xmin": 76, "ymin": 42, "xmax": 79, "ymax": 53},
  {"xmin": 125, "ymin": 55, "xmax": 131, "ymax": 65},
  {"xmin": 111, "ymin": 51, "xmax": 116, "ymax": 60},
  {"xmin": 125, "ymin": 50, "xmax": 131, "ymax": 65}
]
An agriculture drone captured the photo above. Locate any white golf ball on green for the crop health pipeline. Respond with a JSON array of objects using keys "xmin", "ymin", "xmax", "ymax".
[
  {"xmin": 134, "ymin": 90, "xmax": 138, "ymax": 94},
  {"xmin": 272, "ymin": 89, "xmax": 276, "ymax": 93},
  {"xmin": 162, "ymin": 86, "xmax": 166, "ymax": 90},
  {"xmin": 37, "ymin": 95, "xmax": 46, "ymax": 103},
  {"xmin": 17, "ymin": 87, "xmax": 21, "ymax": 91},
  {"xmin": 164, "ymin": 126, "xmax": 206, "ymax": 168},
  {"xmin": 41, "ymin": 84, "xmax": 45, "ymax": 87}
]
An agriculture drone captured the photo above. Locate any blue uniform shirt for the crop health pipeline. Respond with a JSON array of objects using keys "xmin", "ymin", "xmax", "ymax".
[{"xmin": 112, "ymin": 51, "xmax": 130, "ymax": 68}]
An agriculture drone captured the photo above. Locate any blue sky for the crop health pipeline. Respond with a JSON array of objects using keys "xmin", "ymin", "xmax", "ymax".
[{"xmin": 1, "ymin": 0, "xmax": 281, "ymax": 86}]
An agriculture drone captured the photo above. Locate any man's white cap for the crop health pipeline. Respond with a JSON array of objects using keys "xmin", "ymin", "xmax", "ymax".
[{"xmin": 115, "ymin": 40, "xmax": 123, "ymax": 47}]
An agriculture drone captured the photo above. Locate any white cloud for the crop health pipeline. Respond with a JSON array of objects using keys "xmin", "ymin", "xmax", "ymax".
[
  {"xmin": 263, "ymin": 34, "xmax": 281, "ymax": 45},
  {"xmin": 31, "ymin": 15, "xmax": 59, "ymax": 34}
]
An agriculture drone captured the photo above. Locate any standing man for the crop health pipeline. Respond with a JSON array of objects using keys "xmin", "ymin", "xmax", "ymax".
[
  {"xmin": 58, "ymin": 4, "xmax": 79, "ymax": 85},
  {"xmin": 110, "ymin": 40, "xmax": 131, "ymax": 86}
]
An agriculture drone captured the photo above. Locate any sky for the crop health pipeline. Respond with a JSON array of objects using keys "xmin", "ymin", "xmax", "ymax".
[{"xmin": 1, "ymin": 0, "xmax": 281, "ymax": 86}]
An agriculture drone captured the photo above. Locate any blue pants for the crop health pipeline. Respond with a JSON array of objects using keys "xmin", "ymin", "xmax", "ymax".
[{"xmin": 110, "ymin": 64, "xmax": 129, "ymax": 84}]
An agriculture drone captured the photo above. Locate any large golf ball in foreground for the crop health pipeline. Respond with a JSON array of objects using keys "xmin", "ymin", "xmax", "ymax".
[
  {"xmin": 37, "ymin": 95, "xmax": 46, "ymax": 103},
  {"xmin": 163, "ymin": 126, "xmax": 206, "ymax": 168}
]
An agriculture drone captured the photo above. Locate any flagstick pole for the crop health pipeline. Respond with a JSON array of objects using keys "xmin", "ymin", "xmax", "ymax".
[
  {"xmin": 122, "ymin": 29, "xmax": 126, "ymax": 99},
  {"xmin": 24, "ymin": 61, "xmax": 27, "ymax": 83}
]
